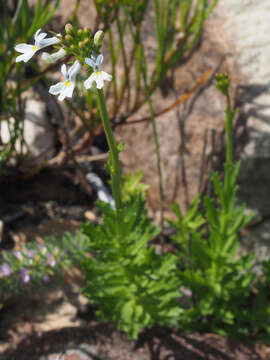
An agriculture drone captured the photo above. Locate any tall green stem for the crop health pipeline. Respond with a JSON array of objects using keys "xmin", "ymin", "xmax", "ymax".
[
  {"xmin": 108, "ymin": 28, "xmax": 118, "ymax": 116},
  {"xmin": 141, "ymin": 51, "xmax": 164, "ymax": 233},
  {"xmin": 224, "ymin": 93, "xmax": 234, "ymax": 205},
  {"xmin": 225, "ymin": 94, "xmax": 233, "ymax": 165},
  {"xmin": 96, "ymin": 89, "xmax": 122, "ymax": 212}
]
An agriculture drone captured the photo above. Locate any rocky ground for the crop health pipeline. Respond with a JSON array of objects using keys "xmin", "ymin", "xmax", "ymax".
[{"xmin": 0, "ymin": 278, "xmax": 268, "ymax": 360}]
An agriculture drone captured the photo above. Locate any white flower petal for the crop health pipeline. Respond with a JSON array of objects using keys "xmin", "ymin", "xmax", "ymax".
[
  {"xmin": 15, "ymin": 43, "xmax": 33, "ymax": 53},
  {"xmin": 48, "ymin": 82, "xmax": 65, "ymax": 95},
  {"xmin": 58, "ymin": 92, "xmax": 66, "ymax": 101},
  {"xmin": 15, "ymin": 48, "xmax": 37, "ymax": 63},
  {"xmin": 68, "ymin": 60, "xmax": 81, "ymax": 82},
  {"xmin": 54, "ymin": 48, "xmax": 66, "ymax": 59},
  {"xmin": 65, "ymin": 82, "xmax": 75, "ymax": 98},
  {"xmin": 38, "ymin": 37, "xmax": 60, "ymax": 49},
  {"xmin": 84, "ymin": 73, "xmax": 96, "ymax": 89},
  {"xmin": 15, "ymin": 54, "xmax": 27, "ymax": 63},
  {"xmin": 58, "ymin": 86, "xmax": 71, "ymax": 101},
  {"xmin": 36, "ymin": 32, "xmax": 47, "ymax": 43},
  {"xmin": 96, "ymin": 54, "xmax": 103, "ymax": 66},
  {"xmin": 34, "ymin": 28, "xmax": 42, "ymax": 40},
  {"xmin": 101, "ymin": 71, "xmax": 112, "ymax": 82},
  {"xmin": 61, "ymin": 64, "xmax": 67, "ymax": 78},
  {"xmin": 85, "ymin": 57, "xmax": 95, "ymax": 69},
  {"xmin": 96, "ymin": 75, "xmax": 104, "ymax": 89},
  {"xmin": 41, "ymin": 52, "xmax": 51, "ymax": 63}
]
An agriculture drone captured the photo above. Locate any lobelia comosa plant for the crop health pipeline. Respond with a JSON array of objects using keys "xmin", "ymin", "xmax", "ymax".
[
  {"xmin": 7, "ymin": 5, "xmax": 270, "ymax": 344},
  {"xmin": 13, "ymin": 23, "xmax": 181, "ymax": 339},
  {"xmin": 7, "ymin": 4, "xmax": 270, "ymax": 344},
  {"xmin": 168, "ymin": 74, "xmax": 259, "ymax": 340}
]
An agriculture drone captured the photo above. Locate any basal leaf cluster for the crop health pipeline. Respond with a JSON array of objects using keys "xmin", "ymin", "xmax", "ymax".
[{"xmin": 82, "ymin": 194, "xmax": 181, "ymax": 339}]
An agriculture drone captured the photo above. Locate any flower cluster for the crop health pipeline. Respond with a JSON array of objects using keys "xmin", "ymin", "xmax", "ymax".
[
  {"xmin": 0, "ymin": 242, "xmax": 70, "ymax": 294},
  {"xmin": 15, "ymin": 27, "xmax": 112, "ymax": 101},
  {"xmin": 0, "ymin": 231, "xmax": 90, "ymax": 304}
]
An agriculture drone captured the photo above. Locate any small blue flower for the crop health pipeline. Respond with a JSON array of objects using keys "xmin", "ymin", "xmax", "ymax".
[{"xmin": 84, "ymin": 54, "xmax": 112, "ymax": 90}]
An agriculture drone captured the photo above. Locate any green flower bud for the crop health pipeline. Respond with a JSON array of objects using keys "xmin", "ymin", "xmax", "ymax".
[
  {"xmin": 78, "ymin": 29, "xmax": 84, "ymax": 36},
  {"xmin": 79, "ymin": 41, "xmax": 84, "ymax": 48},
  {"xmin": 83, "ymin": 27, "xmax": 91, "ymax": 35},
  {"xmin": 215, "ymin": 73, "xmax": 230, "ymax": 96},
  {"xmin": 65, "ymin": 34, "xmax": 72, "ymax": 42},
  {"xmin": 65, "ymin": 23, "xmax": 73, "ymax": 35},
  {"xmin": 94, "ymin": 30, "xmax": 104, "ymax": 47}
]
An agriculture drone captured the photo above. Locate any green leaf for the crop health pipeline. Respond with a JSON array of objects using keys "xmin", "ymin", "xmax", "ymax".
[{"xmin": 122, "ymin": 171, "xmax": 149, "ymax": 201}]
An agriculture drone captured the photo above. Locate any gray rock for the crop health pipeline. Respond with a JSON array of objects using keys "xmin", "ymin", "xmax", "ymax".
[
  {"xmin": 215, "ymin": 1, "xmax": 270, "ymax": 258},
  {"xmin": 1, "ymin": 95, "xmax": 56, "ymax": 171}
]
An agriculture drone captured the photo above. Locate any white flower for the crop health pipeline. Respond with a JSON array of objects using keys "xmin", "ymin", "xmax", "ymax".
[
  {"xmin": 48, "ymin": 60, "xmax": 81, "ymax": 101},
  {"xmin": 41, "ymin": 48, "xmax": 66, "ymax": 64},
  {"xmin": 15, "ymin": 29, "xmax": 60, "ymax": 63},
  {"xmin": 84, "ymin": 54, "xmax": 112, "ymax": 90}
]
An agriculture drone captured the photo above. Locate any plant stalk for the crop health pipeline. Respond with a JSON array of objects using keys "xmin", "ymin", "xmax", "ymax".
[{"xmin": 96, "ymin": 88, "xmax": 122, "ymax": 212}]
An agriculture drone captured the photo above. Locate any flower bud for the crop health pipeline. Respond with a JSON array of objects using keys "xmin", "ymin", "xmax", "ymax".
[
  {"xmin": 78, "ymin": 28, "xmax": 84, "ymax": 36},
  {"xmin": 83, "ymin": 27, "xmax": 91, "ymax": 35},
  {"xmin": 215, "ymin": 73, "xmax": 230, "ymax": 96},
  {"xmin": 65, "ymin": 34, "xmax": 72, "ymax": 42},
  {"xmin": 41, "ymin": 48, "xmax": 66, "ymax": 64},
  {"xmin": 94, "ymin": 30, "xmax": 104, "ymax": 47},
  {"xmin": 79, "ymin": 41, "xmax": 84, "ymax": 48},
  {"xmin": 65, "ymin": 23, "xmax": 73, "ymax": 34}
]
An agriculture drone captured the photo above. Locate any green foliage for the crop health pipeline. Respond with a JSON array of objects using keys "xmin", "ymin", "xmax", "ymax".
[
  {"xmin": 168, "ymin": 73, "xmax": 264, "ymax": 341},
  {"xmin": 248, "ymin": 278, "xmax": 270, "ymax": 343},
  {"xmin": 122, "ymin": 0, "xmax": 150, "ymax": 25},
  {"xmin": 0, "ymin": 0, "xmax": 60, "ymax": 173},
  {"xmin": 170, "ymin": 165, "xmax": 256, "ymax": 338},
  {"xmin": 82, "ymin": 80, "xmax": 181, "ymax": 339},
  {"xmin": 81, "ymin": 195, "xmax": 181, "ymax": 339},
  {"xmin": 122, "ymin": 171, "xmax": 149, "ymax": 201}
]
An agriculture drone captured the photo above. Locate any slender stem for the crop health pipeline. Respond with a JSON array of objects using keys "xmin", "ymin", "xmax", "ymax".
[
  {"xmin": 12, "ymin": 0, "xmax": 23, "ymax": 24},
  {"xmin": 223, "ymin": 92, "xmax": 234, "ymax": 211},
  {"xmin": 141, "ymin": 51, "xmax": 164, "ymax": 234},
  {"xmin": 108, "ymin": 28, "xmax": 118, "ymax": 116},
  {"xmin": 115, "ymin": 17, "xmax": 130, "ymax": 114},
  {"xmin": 219, "ymin": 91, "xmax": 235, "ymax": 251},
  {"xmin": 96, "ymin": 89, "xmax": 122, "ymax": 212},
  {"xmin": 225, "ymin": 93, "xmax": 233, "ymax": 165},
  {"xmin": 134, "ymin": 39, "xmax": 142, "ymax": 109}
]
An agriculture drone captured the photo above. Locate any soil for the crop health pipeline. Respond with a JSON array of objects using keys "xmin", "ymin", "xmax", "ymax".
[
  {"xmin": 1, "ymin": 1, "xmax": 270, "ymax": 359},
  {"xmin": 0, "ymin": 280, "xmax": 267, "ymax": 360}
]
